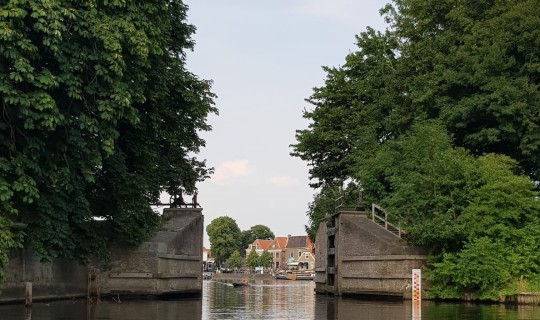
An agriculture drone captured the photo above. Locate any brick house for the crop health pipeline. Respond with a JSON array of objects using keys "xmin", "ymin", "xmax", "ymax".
[
  {"xmin": 267, "ymin": 237, "xmax": 287, "ymax": 271},
  {"xmin": 246, "ymin": 235, "xmax": 314, "ymax": 272},
  {"xmin": 245, "ymin": 239, "xmax": 273, "ymax": 256},
  {"xmin": 284, "ymin": 235, "xmax": 313, "ymax": 270}
]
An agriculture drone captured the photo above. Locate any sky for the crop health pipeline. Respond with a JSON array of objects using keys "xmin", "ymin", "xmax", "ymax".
[{"xmin": 177, "ymin": 0, "xmax": 389, "ymax": 247}]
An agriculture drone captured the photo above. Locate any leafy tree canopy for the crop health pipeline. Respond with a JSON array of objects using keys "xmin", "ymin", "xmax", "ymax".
[
  {"xmin": 240, "ymin": 224, "xmax": 275, "ymax": 251},
  {"xmin": 358, "ymin": 122, "xmax": 540, "ymax": 299},
  {"xmin": 246, "ymin": 248, "xmax": 259, "ymax": 269},
  {"xmin": 292, "ymin": 0, "xmax": 540, "ymax": 299},
  {"xmin": 305, "ymin": 183, "xmax": 358, "ymax": 243},
  {"xmin": 206, "ymin": 216, "xmax": 242, "ymax": 265},
  {"xmin": 0, "ymin": 0, "xmax": 216, "ymax": 282},
  {"xmin": 258, "ymin": 250, "xmax": 273, "ymax": 269},
  {"xmin": 292, "ymin": 0, "xmax": 540, "ymax": 186},
  {"xmin": 226, "ymin": 250, "xmax": 243, "ymax": 269}
]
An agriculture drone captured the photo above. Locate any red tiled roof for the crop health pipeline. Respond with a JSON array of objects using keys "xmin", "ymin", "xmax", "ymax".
[
  {"xmin": 253, "ymin": 239, "xmax": 273, "ymax": 250},
  {"xmin": 274, "ymin": 237, "xmax": 287, "ymax": 250}
]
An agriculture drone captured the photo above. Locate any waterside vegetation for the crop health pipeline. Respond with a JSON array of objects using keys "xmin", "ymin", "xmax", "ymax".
[
  {"xmin": 0, "ymin": 0, "xmax": 216, "ymax": 284},
  {"xmin": 292, "ymin": 0, "xmax": 540, "ymax": 301}
]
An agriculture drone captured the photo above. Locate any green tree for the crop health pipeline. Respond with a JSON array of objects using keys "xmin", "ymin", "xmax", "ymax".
[
  {"xmin": 305, "ymin": 183, "xmax": 359, "ymax": 243},
  {"xmin": 358, "ymin": 122, "xmax": 477, "ymax": 250},
  {"xmin": 240, "ymin": 230, "xmax": 253, "ymax": 254},
  {"xmin": 292, "ymin": 0, "xmax": 540, "ymax": 299},
  {"xmin": 240, "ymin": 224, "xmax": 275, "ymax": 252},
  {"xmin": 227, "ymin": 250, "xmax": 243, "ymax": 270},
  {"xmin": 258, "ymin": 250, "xmax": 273, "ymax": 269},
  {"xmin": 357, "ymin": 122, "xmax": 540, "ymax": 299},
  {"xmin": 0, "ymin": 0, "xmax": 216, "ymax": 282},
  {"xmin": 206, "ymin": 216, "xmax": 242, "ymax": 265},
  {"xmin": 246, "ymin": 248, "xmax": 259, "ymax": 270},
  {"xmin": 292, "ymin": 0, "xmax": 540, "ymax": 186}
]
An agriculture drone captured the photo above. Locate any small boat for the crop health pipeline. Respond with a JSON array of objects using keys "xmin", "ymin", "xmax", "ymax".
[
  {"xmin": 232, "ymin": 277, "xmax": 249, "ymax": 287},
  {"xmin": 232, "ymin": 282, "xmax": 249, "ymax": 287}
]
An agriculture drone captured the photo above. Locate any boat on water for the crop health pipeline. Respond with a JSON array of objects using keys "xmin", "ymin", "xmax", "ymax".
[
  {"xmin": 232, "ymin": 282, "xmax": 249, "ymax": 287},
  {"xmin": 274, "ymin": 271, "xmax": 314, "ymax": 281},
  {"xmin": 232, "ymin": 277, "xmax": 250, "ymax": 287}
]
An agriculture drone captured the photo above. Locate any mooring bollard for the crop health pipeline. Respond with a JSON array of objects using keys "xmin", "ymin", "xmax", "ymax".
[{"xmin": 25, "ymin": 281, "xmax": 32, "ymax": 307}]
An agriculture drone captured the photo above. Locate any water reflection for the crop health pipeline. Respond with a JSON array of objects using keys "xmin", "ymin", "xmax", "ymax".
[
  {"xmin": 203, "ymin": 279, "xmax": 315, "ymax": 319},
  {"xmin": 1, "ymin": 280, "xmax": 540, "ymax": 319}
]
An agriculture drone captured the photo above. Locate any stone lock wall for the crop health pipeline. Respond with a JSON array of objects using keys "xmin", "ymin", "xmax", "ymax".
[
  {"xmin": 0, "ymin": 207, "xmax": 204, "ymax": 303},
  {"xmin": 315, "ymin": 211, "xmax": 427, "ymax": 298}
]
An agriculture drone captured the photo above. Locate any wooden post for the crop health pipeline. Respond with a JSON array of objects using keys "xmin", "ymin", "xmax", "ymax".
[{"xmin": 25, "ymin": 281, "xmax": 32, "ymax": 307}]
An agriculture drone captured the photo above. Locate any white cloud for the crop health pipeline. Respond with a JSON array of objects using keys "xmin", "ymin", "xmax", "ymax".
[
  {"xmin": 210, "ymin": 159, "xmax": 251, "ymax": 186},
  {"xmin": 291, "ymin": 0, "xmax": 385, "ymax": 29},
  {"xmin": 269, "ymin": 175, "xmax": 300, "ymax": 188}
]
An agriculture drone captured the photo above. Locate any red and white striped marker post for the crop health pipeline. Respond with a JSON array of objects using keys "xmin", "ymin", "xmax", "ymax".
[{"xmin": 412, "ymin": 269, "xmax": 421, "ymax": 319}]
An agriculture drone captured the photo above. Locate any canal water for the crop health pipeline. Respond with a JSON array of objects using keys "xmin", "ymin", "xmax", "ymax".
[{"xmin": 1, "ymin": 279, "xmax": 540, "ymax": 319}]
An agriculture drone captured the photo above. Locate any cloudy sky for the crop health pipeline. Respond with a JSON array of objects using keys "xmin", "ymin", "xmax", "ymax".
[{"xmin": 178, "ymin": 0, "xmax": 388, "ymax": 246}]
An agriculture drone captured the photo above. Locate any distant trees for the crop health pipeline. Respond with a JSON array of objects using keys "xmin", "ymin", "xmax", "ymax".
[
  {"xmin": 244, "ymin": 248, "xmax": 272, "ymax": 271},
  {"xmin": 206, "ymin": 216, "xmax": 242, "ymax": 265},
  {"xmin": 226, "ymin": 250, "xmax": 243, "ymax": 270},
  {"xmin": 0, "ymin": 0, "xmax": 215, "ymax": 283},
  {"xmin": 258, "ymin": 250, "xmax": 273, "ymax": 269},
  {"xmin": 292, "ymin": 0, "xmax": 540, "ymax": 300},
  {"xmin": 246, "ymin": 248, "xmax": 259, "ymax": 270},
  {"xmin": 240, "ymin": 224, "xmax": 275, "ymax": 251}
]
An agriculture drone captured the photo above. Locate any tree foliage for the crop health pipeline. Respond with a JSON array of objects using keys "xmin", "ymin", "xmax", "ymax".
[
  {"xmin": 258, "ymin": 250, "xmax": 273, "ymax": 269},
  {"xmin": 226, "ymin": 250, "xmax": 243, "ymax": 269},
  {"xmin": 0, "ymin": 0, "xmax": 216, "ymax": 282},
  {"xmin": 246, "ymin": 248, "xmax": 259, "ymax": 269},
  {"xmin": 240, "ymin": 224, "xmax": 275, "ymax": 252},
  {"xmin": 292, "ymin": 0, "xmax": 540, "ymax": 185},
  {"xmin": 359, "ymin": 122, "xmax": 540, "ymax": 299},
  {"xmin": 305, "ymin": 183, "xmax": 358, "ymax": 243},
  {"xmin": 206, "ymin": 216, "xmax": 242, "ymax": 265},
  {"xmin": 292, "ymin": 0, "xmax": 540, "ymax": 300}
]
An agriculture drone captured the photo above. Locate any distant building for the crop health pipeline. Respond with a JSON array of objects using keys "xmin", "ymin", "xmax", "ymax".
[
  {"xmin": 267, "ymin": 237, "xmax": 287, "ymax": 270},
  {"xmin": 285, "ymin": 235, "xmax": 313, "ymax": 271},
  {"xmin": 246, "ymin": 235, "xmax": 314, "ymax": 272},
  {"xmin": 203, "ymin": 247, "xmax": 215, "ymax": 272},
  {"xmin": 297, "ymin": 251, "xmax": 315, "ymax": 271},
  {"xmin": 245, "ymin": 239, "xmax": 273, "ymax": 256}
]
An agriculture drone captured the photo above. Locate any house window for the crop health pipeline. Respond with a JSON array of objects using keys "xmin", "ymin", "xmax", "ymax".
[
  {"xmin": 298, "ymin": 251, "xmax": 302, "ymax": 258},
  {"xmin": 305, "ymin": 253, "xmax": 309, "ymax": 258},
  {"xmin": 290, "ymin": 252, "xmax": 293, "ymax": 258},
  {"xmin": 276, "ymin": 253, "xmax": 280, "ymax": 259},
  {"xmin": 251, "ymin": 245, "xmax": 257, "ymax": 250}
]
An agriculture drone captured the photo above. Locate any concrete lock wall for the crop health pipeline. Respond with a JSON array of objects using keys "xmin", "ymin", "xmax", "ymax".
[
  {"xmin": 1, "ymin": 250, "xmax": 88, "ymax": 304},
  {"xmin": 315, "ymin": 211, "xmax": 427, "ymax": 298},
  {"xmin": 0, "ymin": 207, "xmax": 204, "ymax": 303}
]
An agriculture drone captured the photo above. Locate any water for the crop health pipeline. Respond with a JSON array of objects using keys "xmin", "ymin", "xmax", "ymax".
[{"xmin": 1, "ymin": 279, "xmax": 540, "ymax": 319}]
